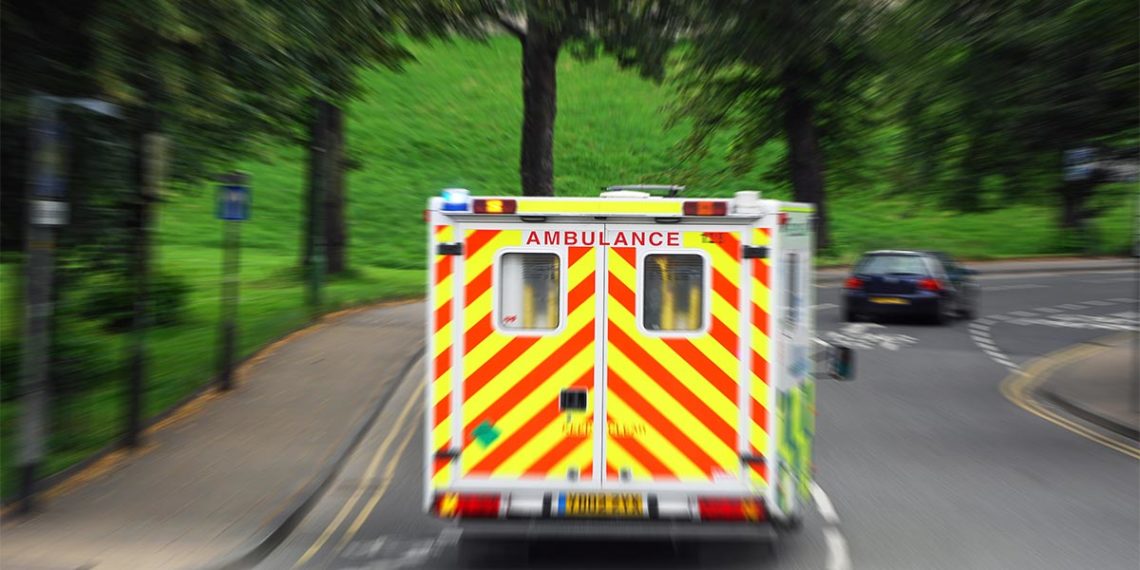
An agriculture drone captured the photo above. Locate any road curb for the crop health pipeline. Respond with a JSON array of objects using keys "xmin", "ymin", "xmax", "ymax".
[
  {"xmin": 1041, "ymin": 388, "xmax": 1140, "ymax": 442},
  {"xmin": 1000, "ymin": 339, "xmax": 1140, "ymax": 459},
  {"xmin": 815, "ymin": 259, "xmax": 1133, "ymax": 285},
  {"xmin": 209, "ymin": 345, "xmax": 425, "ymax": 570}
]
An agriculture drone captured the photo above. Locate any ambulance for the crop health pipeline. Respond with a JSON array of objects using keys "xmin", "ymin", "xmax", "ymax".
[{"xmin": 423, "ymin": 186, "xmax": 852, "ymax": 542}]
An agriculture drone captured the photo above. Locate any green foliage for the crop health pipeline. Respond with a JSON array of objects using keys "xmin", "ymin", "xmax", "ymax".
[
  {"xmin": 885, "ymin": 0, "xmax": 1139, "ymax": 214},
  {"xmin": 669, "ymin": 0, "xmax": 884, "ymax": 171},
  {"xmin": 77, "ymin": 270, "xmax": 190, "ymax": 331},
  {"xmin": 155, "ymin": 36, "xmax": 1134, "ymax": 268}
]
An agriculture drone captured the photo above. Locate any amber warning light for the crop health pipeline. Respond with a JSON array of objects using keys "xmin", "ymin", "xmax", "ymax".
[
  {"xmin": 473, "ymin": 199, "xmax": 518, "ymax": 214},
  {"xmin": 683, "ymin": 200, "xmax": 728, "ymax": 216}
]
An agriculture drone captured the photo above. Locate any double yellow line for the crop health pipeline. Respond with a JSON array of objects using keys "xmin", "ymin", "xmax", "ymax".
[
  {"xmin": 1000, "ymin": 339, "xmax": 1140, "ymax": 460},
  {"xmin": 294, "ymin": 381, "xmax": 425, "ymax": 567}
]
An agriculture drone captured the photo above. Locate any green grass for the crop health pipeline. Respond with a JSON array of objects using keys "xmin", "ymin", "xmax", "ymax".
[{"xmin": 2, "ymin": 35, "xmax": 1135, "ymax": 498}]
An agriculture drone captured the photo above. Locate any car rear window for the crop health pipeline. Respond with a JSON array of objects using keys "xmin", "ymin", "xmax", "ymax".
[{"xmin": 856, "ymin": 255, "xmax": 929, "ymax": 276}]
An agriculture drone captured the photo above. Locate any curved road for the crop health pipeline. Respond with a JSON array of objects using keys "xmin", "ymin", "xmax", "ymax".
[{"xmin": 258, "ymin": 268, "xmax": 1139, "ymax": 570}]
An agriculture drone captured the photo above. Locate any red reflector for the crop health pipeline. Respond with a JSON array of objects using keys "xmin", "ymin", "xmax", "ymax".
[
  {"xmin": 433, "ymin": 493, "xmax": 501, "ymax": 518},
  {"xmin": 918, "ymin": 278, "xmax": 943, "ymax": 292},
  {"xmin": 423, "ymin": 209, "xmax": 430, "ymax": 222},
  {"xmin": 473, "ymin": 199, "xmax": 517, "ymax": 214},
  {"xmin": 683, "ymin": 201, "xmax": 728, "ymax": 216},
  {"xmin": 698, "ymin": 497, "xmax": 767, "ymax": 522},
  {"xmin": 778, "ymin": 212, "xmax": 789, "ymax": 225},
  {"xmin": 844, "ymin": 276, "xmax": 864, "ymax": 290}
]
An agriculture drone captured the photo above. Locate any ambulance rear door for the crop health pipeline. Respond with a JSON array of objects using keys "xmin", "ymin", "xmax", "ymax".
[
  {"xmin": 600, "ymin": 221, "xmax": 771, "ymax": 494},
  {"xmin": 445, "ymin": 220, "xmax": 606, "ymax": 492}
]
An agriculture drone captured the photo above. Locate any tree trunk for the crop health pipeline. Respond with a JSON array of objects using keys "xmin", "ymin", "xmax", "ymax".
[
  {"xmin": 519, "ymin": 18, "xmax": 560, "ymax": 197},
  {"xmin": 302, "ymin": 98, "xmax": 332, "ymax": 270},
  {"xmin": 781, "ymin": 81, "xmax": 831, "ymax": 251},
  {"xmin": 324, "ymin": 104, "xmax": 347, "ymax": 274}
]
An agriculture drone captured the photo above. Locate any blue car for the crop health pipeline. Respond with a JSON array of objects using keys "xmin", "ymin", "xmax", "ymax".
[{"xmin": 842, "ymin": 250, "xmax": 980, "ymax": 325}]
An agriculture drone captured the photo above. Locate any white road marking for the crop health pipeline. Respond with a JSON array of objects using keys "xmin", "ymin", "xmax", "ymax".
[
  {"xmin": 825, "ymin": 324, "xmax": 918, "ymax": 351},
  {"xmin": 810, "ymin": 482, "xmax": 851, "ymax": 570},
  {"xmin": 814, "ymin": 303, "xmax": 839, "ymax": 310},
  {"xmin": 969, "ymin": 297, "xmax": 1135, "ymax": 372},
  {"xmin": 986, "ymin": 284, "xmax": 1048, "ymax": 291},
  {"xmin": 1110, "ymin": 297, "xmax": 1137, "ymax": 304}
]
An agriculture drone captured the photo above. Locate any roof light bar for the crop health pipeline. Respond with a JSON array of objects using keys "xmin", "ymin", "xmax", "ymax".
[
  {"xmin": 473, "ymin": 198, "xmax": 517, "ymax": 214},
  {"xmin": 682, "ymin": 200, "xmax": 728, "ymax": 216}
]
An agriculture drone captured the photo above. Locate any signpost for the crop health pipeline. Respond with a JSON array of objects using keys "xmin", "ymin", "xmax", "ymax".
[
  {"xmin": 19, "ymin": 95, "xmax": 118, "ymax": 514},
  {"xmin": 217, "ymin": 172, "xmax": 249, "ymax": 391}
]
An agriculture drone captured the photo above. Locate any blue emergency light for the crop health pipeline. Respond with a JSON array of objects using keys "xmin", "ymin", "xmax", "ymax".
[{"xmin": 441, "ymin": 188, "xmax": 471, "ymax": 212}]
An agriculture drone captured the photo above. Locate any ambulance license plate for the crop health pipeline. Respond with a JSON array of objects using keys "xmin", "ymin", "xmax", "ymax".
[
  {"xmin": 870, "ymin": 297, "xmax": 909, "ymax": 305},
  {"xmin": 562, "ymin": 493, "xmax": 644, "ymax": 517}
]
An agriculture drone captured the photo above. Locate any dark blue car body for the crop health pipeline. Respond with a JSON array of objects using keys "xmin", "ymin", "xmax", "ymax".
[{"xmin": 842, "ymin": 251, "xmax": 979, "ymax": 324}]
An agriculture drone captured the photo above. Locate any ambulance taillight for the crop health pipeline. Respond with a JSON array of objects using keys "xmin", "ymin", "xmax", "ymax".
[
  {"xmin": 697, "ymin": 497, "xmax": 767, "ymax": 522},
  {"xmin": 433, "ymin": 493, "xmax": 502, "ymax": 518},
  {"xmin": 682, "ymin": 200, "xmax": 728, "ymax": 216},
  {"xmin": 473, "ymin": 198, "xmax": 518, "ymax": 214}
]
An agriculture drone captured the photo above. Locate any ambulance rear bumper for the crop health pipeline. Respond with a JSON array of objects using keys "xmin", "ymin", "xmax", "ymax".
[{"xmin": 458, "ymin": 518, "xmax": 777, "ymax": 541}]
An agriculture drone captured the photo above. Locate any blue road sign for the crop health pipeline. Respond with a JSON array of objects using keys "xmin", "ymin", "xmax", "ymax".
[
  {"xmin": 218, "ymin": 184, "xmax": 251, "ymax": 221},
  {"xmin": 1064, "ymin": 147, "xmax": 1096, "ymax": 182}
]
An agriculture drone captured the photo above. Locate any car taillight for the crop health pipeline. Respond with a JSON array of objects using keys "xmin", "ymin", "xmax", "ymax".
[
  {"xmin": 844, "ymin": 277, "xmax": 864, "ymax": 290},
  {"xmin": 683, "ymin": 200, "xmax": 728, "ymax": 216},
  {"xmin": 473, "ymin": 199, "xmax": 517, "ymax": 214},
  {"xmin": 698, "ymin": 497, "xmax": 767, "ymax": 522},
  {"xmin": 918, "ymin": 278, "xmax": 943, "ymax": 292},
  {"xmin": 433, "ymin": 493, "xmax": 501, "ymax": 518}
]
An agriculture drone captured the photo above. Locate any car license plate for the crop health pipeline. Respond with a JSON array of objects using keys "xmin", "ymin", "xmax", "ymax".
[
  {"xmin": 870, "ymin": 297, "xmax": 909, "ymax": 305},
  {"xmin": 562, "ymin": 493, "xmax": 644, "ymax": 517}
]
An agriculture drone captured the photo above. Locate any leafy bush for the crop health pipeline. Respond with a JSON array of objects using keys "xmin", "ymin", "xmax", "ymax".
[
  {"xmin": 79, "ymin": 271, "xmax": 190, "ymax": 331},
  {"xmin": 0, "ymin": 337, "xmax": 19, "ymax": 402},
  {"xmin": 0, "ymin": 320, "xmax": 116, "ymax": 402}
]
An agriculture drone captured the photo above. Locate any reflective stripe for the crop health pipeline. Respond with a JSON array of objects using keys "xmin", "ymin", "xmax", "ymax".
[{"xmin": 460, "ymin": 233, "xmax": 597, "ymax": 479}]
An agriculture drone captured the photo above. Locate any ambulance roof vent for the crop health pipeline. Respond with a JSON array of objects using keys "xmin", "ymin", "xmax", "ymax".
[
  {"xmin": 732, "ymin": 190, "xmax": 764, "ymax": 215},
  {"xmin": 602, "ymin": 184, "xmax": 685, "ymax": 198},
  {"xmin": 600, "ymin": 189, "xmax": 651, "ymax": 198}
]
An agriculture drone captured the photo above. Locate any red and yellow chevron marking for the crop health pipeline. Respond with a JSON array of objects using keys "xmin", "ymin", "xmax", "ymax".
[
  {"xmin": 430, "ymin": 224, "xmax": 455, "ymax": 488},
  {"xmin": 459, "ymin": 230, "xmax": 597, "ymax": 480},
  {"xmin": 605, "ymin": 231, "xmax": 750, "ymax": 482},
  {"xmin": 748, "ymin": 228, "xmax": 772, "ymax": 488}
]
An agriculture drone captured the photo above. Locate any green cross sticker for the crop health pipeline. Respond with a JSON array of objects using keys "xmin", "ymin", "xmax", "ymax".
[{"xmin": 472, "ymin": 421, "xmax": 501, "ymax": 447}]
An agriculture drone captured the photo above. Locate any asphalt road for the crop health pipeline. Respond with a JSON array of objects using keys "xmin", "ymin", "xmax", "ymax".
[{"xmin": 258, "ymin": 268, "xmax": 1139, "ymax": 570}]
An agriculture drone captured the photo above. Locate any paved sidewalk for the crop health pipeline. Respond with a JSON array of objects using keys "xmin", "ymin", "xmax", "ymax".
[
  {"xmin": 1042, "ymin": 333, "xmax": 1140, "ymax": 441},
  {"xmin": 0, "ymin": 302, "xmax": 425, "ymax": 570}
]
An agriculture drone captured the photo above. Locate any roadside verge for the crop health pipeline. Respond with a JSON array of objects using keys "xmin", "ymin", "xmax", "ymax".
[{"xmin": 0, "ymin": 301, "xmax": 427, "ymax": 570}]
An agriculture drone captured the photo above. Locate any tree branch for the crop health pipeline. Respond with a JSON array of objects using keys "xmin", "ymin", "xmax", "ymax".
[{"xmin": 496, "ymin": 14, "xmax": 526, "ymax": 41}]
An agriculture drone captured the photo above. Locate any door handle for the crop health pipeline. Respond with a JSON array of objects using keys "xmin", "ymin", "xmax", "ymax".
[{"xmin": 559, "ymin": 388, "xmax": 588, "ymax": 412}]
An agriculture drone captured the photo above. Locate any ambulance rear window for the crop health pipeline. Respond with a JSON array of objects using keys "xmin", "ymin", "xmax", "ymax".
[
  {"xmin": 499, "ymin": 253, "xmax": 561, "ymax": 331},
  {"xmin": 643, "ymin": 254, "xmax": 705, "ymax": 332}
]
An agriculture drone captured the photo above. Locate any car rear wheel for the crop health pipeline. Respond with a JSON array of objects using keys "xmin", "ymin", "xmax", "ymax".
[
  {"xmin": 931, "ymin": 301, "xmax": 949, "ymax": 325},
  {"xmin": 844, "ymin": 305, "xmax": 861, "ymax": 322},
  {"xmin": 959, "ymin": 300, "xmax": 976, "ymax": 320}
]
